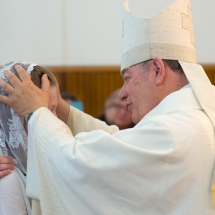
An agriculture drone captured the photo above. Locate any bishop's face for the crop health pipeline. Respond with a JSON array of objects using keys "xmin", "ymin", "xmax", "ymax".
[{"xmin": 119, "ymin": 63, "xmax": 156, "ymax": 124}]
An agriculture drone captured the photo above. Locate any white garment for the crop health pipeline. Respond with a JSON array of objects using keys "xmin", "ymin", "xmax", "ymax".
[
  {"xmin": 26, "ymin": 85, "xmax": 215, "ymax": 215},
  {"xmin": 0, "ymin": 168, "xmax": 31, "ymax": 215}
]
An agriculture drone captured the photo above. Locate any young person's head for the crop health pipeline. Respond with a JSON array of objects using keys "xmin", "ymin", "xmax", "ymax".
[
  {"xmin": 30, "ymin": 65, "xmax": 58, "ymax": 115},
  {"xmin": 0, "ymin": 62, "xmax": 58, "ymax": 174}
]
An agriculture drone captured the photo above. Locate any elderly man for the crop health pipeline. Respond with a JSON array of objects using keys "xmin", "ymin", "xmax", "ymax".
[{"xmin": 0, "ymin": 0, "xmax": 214, "ymax": 214}]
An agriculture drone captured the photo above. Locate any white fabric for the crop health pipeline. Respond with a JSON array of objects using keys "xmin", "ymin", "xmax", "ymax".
[
  {"xmin": 0, "ymin": 61, "xmax": 37, "ymax": 215},
  {"xmin": 26, "ymin": 108, "xmax": 118, "ymax": 214},
  {"xmin": 121, "ymin": 0, "xmax": 196, "ymax": 71},
  {"xmin": 27, "ymin": 86, "xmax": 215, "ymax": 215},
  {"xmin": 0, "ymin": 61, "xmax": 37, "ymax": 174},
  {"xmin": 179, "ymin": 62, "xmax": 215, "ymax": 189},
  {"xmin": 0, "ymin": 168, "xmax": 31, "ymax": 215},
  {"xmin": 121, "ymin": 0, "xmax": 215, "ymax": 197}
]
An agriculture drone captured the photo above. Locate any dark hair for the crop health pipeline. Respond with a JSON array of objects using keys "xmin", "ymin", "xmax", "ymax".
[
  {"xmin": 60, "ymin": 92, "xmax": 80, "ymax": 102},
  {"xmin": 163, "ymin": 60, "xmax": 184, "ymax": 74},
  {"xmin": 30, "ymin": 66, "xmax": 58, "ymax": 88},
  {"xmin": 140, "ymin": 59, "xmax": 184, "ymax": 74}
]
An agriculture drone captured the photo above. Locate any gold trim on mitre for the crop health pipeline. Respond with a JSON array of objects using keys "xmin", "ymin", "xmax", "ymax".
[{"xmin": 121, "ymin": 0, "xmax": 196, "ymax": 71}]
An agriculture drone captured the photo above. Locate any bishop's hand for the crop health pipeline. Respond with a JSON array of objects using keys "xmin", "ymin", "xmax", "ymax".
[{"xmin": 0, "ymin": 65, "xmax": 50, "ymax": 118}]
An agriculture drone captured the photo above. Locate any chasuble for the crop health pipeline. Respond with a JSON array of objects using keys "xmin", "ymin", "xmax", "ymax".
[{"xmin": 26, "ymin": 85, "xmax": 215, "ymax": 215}]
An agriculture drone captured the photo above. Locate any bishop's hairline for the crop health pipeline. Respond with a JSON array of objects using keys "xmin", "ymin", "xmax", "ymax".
[{"xmin": 122, "ymin": 59, "xmax": 184, "ymax": 75}]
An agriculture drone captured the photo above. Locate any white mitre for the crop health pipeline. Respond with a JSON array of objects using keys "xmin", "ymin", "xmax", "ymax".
[
  {"xmin": 121, "ymin": 0, "xmax": 196, "ymax": 70},
  {"xmin": 121, "ymin": 0, "xmax": 215, "ymax": 205}
]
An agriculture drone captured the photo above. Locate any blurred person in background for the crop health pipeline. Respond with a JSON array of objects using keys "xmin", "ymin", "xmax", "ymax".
[
  {"xmin": 61, "ymin": 92, "xmax": 84, "ymax": 111},
  {"xmin": 60, "ymin": 92, "xmax": 80, "ymax": 104},
  {"xmin": 98, "ymin": 89, "xmax": 135, "ymax": 129}
]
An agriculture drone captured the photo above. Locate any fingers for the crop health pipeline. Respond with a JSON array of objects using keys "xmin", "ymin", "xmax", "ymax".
[
  {"xmin": 41, "ymin": 74, "xmax": 50, "ymax": 93},
  {"xmin": 3, "ymin": 69, "xmax": 22, "ymax": 89},
  {"xmin": 0, "ymin": 169, "xmax": 12, "ymax": 179},
  {"xmin": 0, "ymin": 77, "xmax": 14, "ymax": 106},
  {"xmin": 0, "ymin": 65, "xmax": 31, "ymax": 95},
  {"xmin": 0, "ymin": 65, "xmax": 49, "ymax": 117},
  {"xmin": 41, "ymin": 74, "xmax": 51, "ymax": 102},
  {"xmin": 0, "ymin": 156, "xmax": 15, "ymax": 179},
  {"xmin": 15, "ymin": 65, "xmax": 31, "ymax": 82},
  {"xmin": 0, "ymin": 67, "xmax": 30, "ymax": 104},
  {"xmin": 0, "ymin": 163, "xmax": 15, "ymax": 171},
  {"xmin": 0, "ymin": 94, "xmax": 11, "ymax": 106},
  {"xmin": 0, "ymin": 76, "xmax": 14, "ymax": 95},
  {"xmin": 0, "ymin": 156, "xmax": 15, "ymax": 165}
]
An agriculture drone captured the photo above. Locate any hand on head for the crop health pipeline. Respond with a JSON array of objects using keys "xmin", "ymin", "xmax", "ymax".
[
  {"xmin": 0, "ymin": 65, "xmax": 50, "ymax": 118},
  {"xmin": 0, "ymin": 156, "xmax": 16, "ymax": 179},
  {"xmin": 55, "ymin": 84, "xmax": 70, "ymax": 123}
]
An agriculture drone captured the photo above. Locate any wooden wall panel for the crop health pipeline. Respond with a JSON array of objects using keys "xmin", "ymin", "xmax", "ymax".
[
  {"xmin": 51, "ymin": 66, "xmax": 123, "ymax": 117},
  {"xmin": 202, "ymin": 65, "xmax": 215, "ymax": 85},
  {"xmin": 50, "ymin": 64, "xmax": 215, "ymax": 117}
]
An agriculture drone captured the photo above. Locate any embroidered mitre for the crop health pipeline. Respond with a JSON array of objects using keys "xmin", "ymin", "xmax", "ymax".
[{"xmin": 121, "ymin": 0, "xmax": 196, "ymax": 71}]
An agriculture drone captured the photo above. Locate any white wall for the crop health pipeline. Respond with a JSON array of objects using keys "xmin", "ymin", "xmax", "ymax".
[
  {"xmin": 0, "ymin": 0, "xmax": 64, "ymax": 65},
  {"xmin": 0, "ymin": 0, "xmax": 214, "ymax": 66}
]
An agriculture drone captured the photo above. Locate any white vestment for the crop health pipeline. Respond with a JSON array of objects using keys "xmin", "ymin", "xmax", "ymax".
[
  {"xmin": 26, "ymin": 85, "xmax": 215, "ymax": 215},
  {"xmin": 0, "ymin": 168, "xmax": 31, "ymax": 215}
]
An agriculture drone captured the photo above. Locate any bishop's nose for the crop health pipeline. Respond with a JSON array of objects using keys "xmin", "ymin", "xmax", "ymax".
[{"xmin": 119, "ymin": 86, "xmax": 127, "ymax": 101}]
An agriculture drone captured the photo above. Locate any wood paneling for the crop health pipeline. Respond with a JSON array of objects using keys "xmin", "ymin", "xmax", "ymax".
[
  {"xmin": 202, "ymin": 65, "xmax": 215, "ymax": 85},
  {"xmin": 51, "ymin": 66, "xmax": 123, "ymax": 117},
  {"xmin": 49, "ymin": 64, "xmax": 215, "ymax": 117}
]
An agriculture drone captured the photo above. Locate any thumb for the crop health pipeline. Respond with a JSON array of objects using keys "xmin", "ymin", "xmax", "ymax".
[
  {"xmin": 41, "ymin": 74, "xmax": 50, "ymax": 99},
  {"xmin": 41, "ymin": 74, "xmax": 50, "ymax": 95}
]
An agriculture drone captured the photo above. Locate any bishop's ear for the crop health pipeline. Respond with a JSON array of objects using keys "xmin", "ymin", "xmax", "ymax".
[{"xmin": 151, "ymin": 58, "xmax": 166, "ymax": 85}]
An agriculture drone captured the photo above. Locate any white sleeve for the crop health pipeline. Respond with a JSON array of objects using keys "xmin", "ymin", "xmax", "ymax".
[
  {"xmin": 26, "ymin": 107, "xmax": 173, "ymax": 214},
  {"xmin": 0, "ymin": 170, "xmax": 27, "ymax": 215},
  {"xmin": 67, "ymin": 106, "xmax": 118, "ymax": 136}
]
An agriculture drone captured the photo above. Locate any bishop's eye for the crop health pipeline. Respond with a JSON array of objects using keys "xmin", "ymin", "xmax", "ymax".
[{"xmin": 123, "ymin": 76, "xmax": 130, "ymax": 82}]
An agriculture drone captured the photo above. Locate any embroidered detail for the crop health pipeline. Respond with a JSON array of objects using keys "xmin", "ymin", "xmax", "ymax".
[
  {"xmin": 8, "ymin": 109, "xmax": 28, "ymax": 151},
  {"xmin": 0, "ymin": 62, "xmax": 19, "ymax": 93},
  {"xmin": 0, "ymin": 61, "xmax": 36, "ymax": 174},
  {"xmin": 0, "ymin": 137, "xmax": 7, "ymax": 155},
  {"xmin": 0, "ymin": 62, "xmax": 16, "ymax": 81},
  {"xmin": 0, "ymin": 120, "xmax": 9, "ymax": 155}
]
